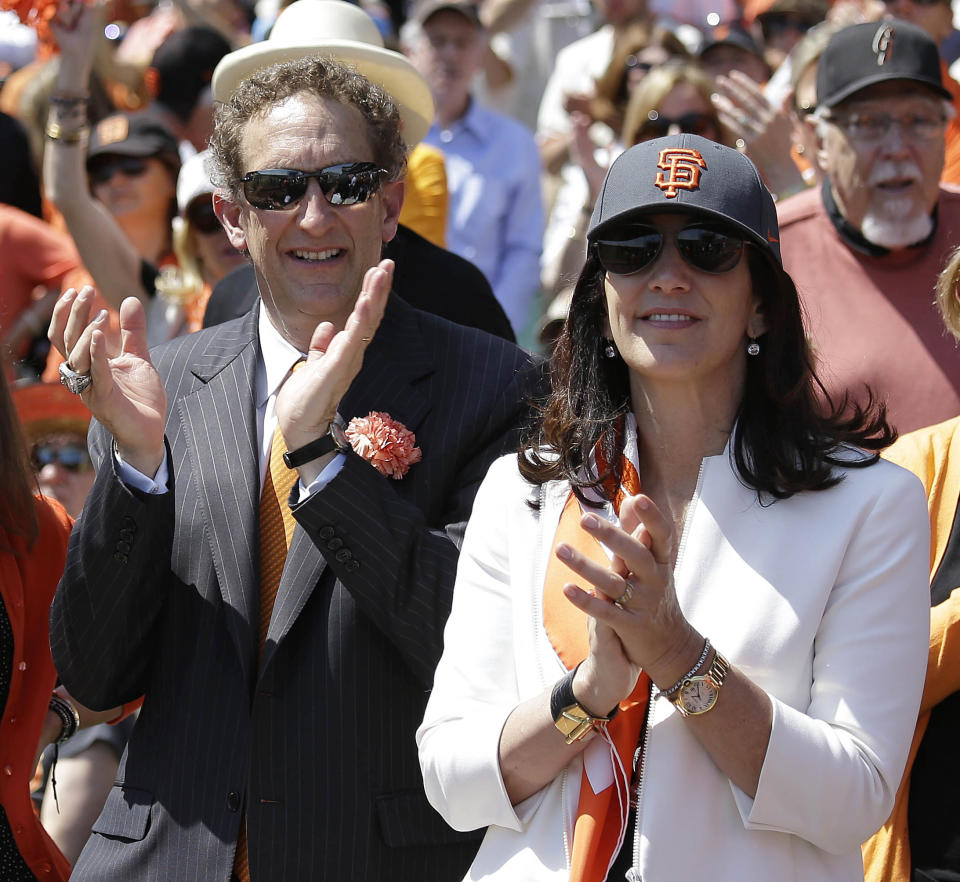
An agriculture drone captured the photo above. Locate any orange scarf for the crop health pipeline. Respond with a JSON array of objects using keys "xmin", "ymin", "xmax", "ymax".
[{"xmin": 542, "ymin": 444, "xmax": 652, "ymax": 882}]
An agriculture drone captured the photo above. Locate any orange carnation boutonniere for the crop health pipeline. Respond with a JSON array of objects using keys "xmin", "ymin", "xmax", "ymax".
[{"xmin": 345, "ymin": 412, "xmax": 422, "ymax": 479}]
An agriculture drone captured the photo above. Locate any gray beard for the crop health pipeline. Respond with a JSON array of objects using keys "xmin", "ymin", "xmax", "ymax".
[{"xmin": 860, "ymin": 209, "xmax": 934, "ymax": 250}]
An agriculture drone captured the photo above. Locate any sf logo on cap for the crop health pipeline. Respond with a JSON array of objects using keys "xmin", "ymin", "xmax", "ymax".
[
  {"xmin": 872, "ymin": 24, "xmax": 894, "ymax": 66},
  {"xmin": 655, "ymin": 149, "xmax": 707, "ymax": 198}
]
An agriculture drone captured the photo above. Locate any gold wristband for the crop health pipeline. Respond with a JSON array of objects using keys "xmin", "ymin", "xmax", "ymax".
[{"xmin": 45, "ymin": 122, "xmax": 90, "ymax": 145}]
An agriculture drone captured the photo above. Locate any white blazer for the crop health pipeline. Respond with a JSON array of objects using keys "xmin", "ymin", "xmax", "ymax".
[{"xmin": 418, "ymin": 443, "xmax": 931, "ymax": 882}]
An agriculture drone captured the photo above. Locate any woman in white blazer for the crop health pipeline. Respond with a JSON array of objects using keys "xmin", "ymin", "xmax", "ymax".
[{"xmin": 418, "ymin": 135, "xmax": 931, "ymax": 882}]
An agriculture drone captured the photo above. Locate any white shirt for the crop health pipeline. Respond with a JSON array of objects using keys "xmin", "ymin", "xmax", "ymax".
[{"xmin": 116, "ymin": 306, "xmax": 345, "ymax": 496}]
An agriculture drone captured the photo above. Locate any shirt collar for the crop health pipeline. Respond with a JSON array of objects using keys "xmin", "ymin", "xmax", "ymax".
[
  {"xmin": 257, "ymin": 306, "xmax": 305, "ymax": 408},
  {"xmin": 435, "ymin": 97, "xmax": 487, "ymax": 142}
]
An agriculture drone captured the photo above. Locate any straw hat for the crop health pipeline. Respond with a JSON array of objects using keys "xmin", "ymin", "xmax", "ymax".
[{"xmin": 211, "ymin": 0, "xmax": 435, "ymax": 145}]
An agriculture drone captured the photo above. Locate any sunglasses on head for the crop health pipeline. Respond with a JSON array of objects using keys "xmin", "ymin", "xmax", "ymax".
[
  {"xmin": 636, "ymin": 111, "xmax": 717, "ymax": 142},
  {"xmin": 88, "ymin": 155, "xmax": 149, "ymax": 186},
  {"xmin": 31, "ymin": 443, "xmax": 92, "ymax": 473},
  {"xmin": 593, "ymin": 223, "xmax": 746, "ymax": 275},
  {"xmin": 185, "ymin": 197, "xmax": 222, "ymax": 234},
  {"xmin": 236, "ymin": 163, "xmax": 389, "ymax": 211}
]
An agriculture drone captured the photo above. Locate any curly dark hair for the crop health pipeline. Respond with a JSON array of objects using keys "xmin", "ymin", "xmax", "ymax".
[
  {"xmin": 519, "ymin": 244, "xmax": 894, "ymax": 504},
  {"xmin": 210, "ymin": 54, "xmax": 408, "ymax": 197}
]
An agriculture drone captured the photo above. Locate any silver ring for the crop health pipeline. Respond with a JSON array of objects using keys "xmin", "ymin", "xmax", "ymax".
[
  {"xmin": 59, "ymin": 361, "xmax": 92, "ymax": 395},
  {"xmin": 613, "ymin": 579, "xmax": 634, "ymax": 610},
  {"xmin": 361, "ymin": 336, "xmax": 372, "ymax": 343}
]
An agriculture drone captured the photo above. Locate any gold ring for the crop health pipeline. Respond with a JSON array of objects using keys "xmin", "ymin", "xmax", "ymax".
[
  {"xmin": 613, "ymin": 580, "xmax": 634, "ymax": 609},
  {"xmin": 361, "ymin": 336, "xmax": 371, "ymax": 343}
]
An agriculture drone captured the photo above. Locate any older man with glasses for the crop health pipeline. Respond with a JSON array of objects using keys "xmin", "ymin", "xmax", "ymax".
[
  {"xmin": 45, "ymin": 51, "xmax": 537, "ymax": 882},
  {"xmin": 776, "ymin": 19, "xmax": 960, "ymax": 434}
]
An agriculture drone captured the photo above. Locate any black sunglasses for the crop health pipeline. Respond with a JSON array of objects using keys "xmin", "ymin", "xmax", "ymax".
[
  {"xmin": 760, "ymin": 13, "xmax": 814, "ymax": 36},
  {"xmin": 593, "ymin": 224, "xmax": 746, "ymax": 275},
  {"xmin": 185, "ymin": 197, "xmax": 222, "ymax": 234},
  {"xmin": 31, "ymin": 443, "xmax": 92, "ymax": 473},
  {"xmin": 236, "ymin": 163, "xmax": 389, "ymax": 211},
  {"xmin": 88, "ymin": 156, "xmax": 149, "ymax": 186},
  {"xmin": 636, "ymin": 111, "xmax": 717, "ymax": 142}
]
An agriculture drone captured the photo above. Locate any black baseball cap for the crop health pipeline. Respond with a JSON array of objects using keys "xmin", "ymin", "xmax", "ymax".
[
  {"xmin": 86, "ymin": 113, "xmax": 181, "ymax": 170},
  {"xmin": 587, "ymin": 134, "xmax": 782, "ymax": 266},
  {"xmin": 817, "ymin": 20, "xmax": 952, "ymax": 108},
  {"xmin": 148, "ymin": 26, "xmax": 231, "ymax": 123},
  {"xmin": 698, "ymin": 25, "xmax": 766, "ymax": 61}
]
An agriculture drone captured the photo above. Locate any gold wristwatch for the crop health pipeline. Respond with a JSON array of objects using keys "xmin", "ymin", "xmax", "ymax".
[
  {"xmin": 551, "ymin": 666, "xmax": 618, "ymax": 744},
  {"xmin": 671, "ymin": 651, "xmax": 730, "ymax": 717}
]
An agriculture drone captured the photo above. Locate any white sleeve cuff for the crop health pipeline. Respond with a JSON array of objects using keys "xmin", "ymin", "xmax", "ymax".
[
  {"xmin": 114, "ymin": 447, "xmax": 170, "ymax": 494},
  {"xmin": 297, "ymin": 452, "xmax": 347, "ymax": 501}
]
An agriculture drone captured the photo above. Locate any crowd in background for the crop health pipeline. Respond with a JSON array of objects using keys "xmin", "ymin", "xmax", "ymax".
[{"xmin": 2, "ymin": 0, "xmax": 960, "ymax": 876}]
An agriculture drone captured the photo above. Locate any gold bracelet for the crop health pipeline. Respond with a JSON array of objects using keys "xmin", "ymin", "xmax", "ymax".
[{"xmin": 45, "ymin": 122, "xmax": 90, "ymax": 145}]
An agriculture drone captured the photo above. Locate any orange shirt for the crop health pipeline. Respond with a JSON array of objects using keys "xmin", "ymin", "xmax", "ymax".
[
  {"xmin": 940, "ymin": 59, "xmax": 960, "ymax": 186},
  {"xmin": 0, "ymin": 497, "xmax": 73, "ymax": 882}
]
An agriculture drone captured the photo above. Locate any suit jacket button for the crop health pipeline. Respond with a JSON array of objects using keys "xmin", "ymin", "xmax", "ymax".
[
  {"xmin": 335, "ymin": 548, "xmax": 352, "ymax": 563},
  {"xmin": 114, "ymin": 552, "xmax": 128, "ymax": 564},
  {"xmin": 327, "ymin": 537, "xmax": 343, "ymax": 550},
  {"xmin": 116, "ymin": 541, "xmax": 131, "ymax": 554},
  {"xmin": 318, "ymin": 526, "xmax": 335, "ymax": 540},
  {"xmin": 344, "ymin": 559, "xmax": 360, "ymax": 572},
  {"xmin": 227, "ymin": 791, "xmax": 241, "ymax": 812}
]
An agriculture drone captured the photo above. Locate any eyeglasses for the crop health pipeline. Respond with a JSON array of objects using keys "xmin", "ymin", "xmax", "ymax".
[
  {"xmin": 635, "ymin": 111, "xmax": 718, "ymax": 142},
  {"xmin": 236, "ymin": 163, "xmax": 389, "ymax": 211},
  {"xmin": 825, "ymin": 111, "xmax": 947, "ymax": 142},
  {"xmin": 88, "ymin": 156, "xmax": 149, "ymax": 186},
  {"xmin": 185, "ymin": 197, "xmax": 222, "ymax": 234},
  {"xmin": 593, "ymin": 224, "xmax": 746, "ymax": 275},
  {"xmin": 760, "ymin": 13, "xmax": 814, "ymax": 37},
  {"xmin": 31, "ymin": 443, "xmax": 92, "ymax": 473}
]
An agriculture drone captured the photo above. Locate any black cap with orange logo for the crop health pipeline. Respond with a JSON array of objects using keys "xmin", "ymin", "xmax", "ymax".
[{"xmin": 587, "ymin": 134, "xmax": 782, "ymax": 266}]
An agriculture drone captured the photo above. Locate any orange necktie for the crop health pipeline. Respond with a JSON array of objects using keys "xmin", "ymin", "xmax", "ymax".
[{"xmin": 235, "ymin": 361, "xmax": 303, "ymax": 882}]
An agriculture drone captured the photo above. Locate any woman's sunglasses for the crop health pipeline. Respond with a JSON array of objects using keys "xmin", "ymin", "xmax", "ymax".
[
  {"xmin": 236, "ymin": 162, "xmax": 388, "ymax": 211},
  {"xmin": 636, "ymin": 111, "xmax": 717, "ymax": 141},
  {"xmin": 31, "ymin": 442, "xmax": 92, "ymax": 473},
  {"xmin": 593, "ymin": 224, "xmax": 746, "ymax": 275},
  {"xmin": 88, "ymin": 156, "xmax": 149, "ymax": 186},
  {"xmin": 185, "ymin": 198, "xmax": 222, "ymax": 234}
]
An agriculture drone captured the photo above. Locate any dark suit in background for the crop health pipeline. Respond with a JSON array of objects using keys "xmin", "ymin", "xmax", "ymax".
[
  {"xmin": 203, "ymin": 224, "xmax": 517, "ymax": 342},
  {"xmin": 51, "ymin": 296, "xmax": 536, "ymax": 881}
]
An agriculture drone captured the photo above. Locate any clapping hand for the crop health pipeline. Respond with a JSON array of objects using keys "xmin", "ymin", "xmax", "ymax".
[
  {"xmin": 49, "ymin": 288, "xmax": 167, "ymax": 476},
  {"xmin": 557, "ymin": 493, "xmax": 699, "ymax": 703}
]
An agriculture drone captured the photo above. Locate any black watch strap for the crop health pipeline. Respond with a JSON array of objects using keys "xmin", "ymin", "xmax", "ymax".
[
  {"xmin": 550, "ymin": 663, "xmax": 619, "ymax": 722},
  {"xmin": 283, "ymin": 434, "xmax": 338, "ymax": 469}
]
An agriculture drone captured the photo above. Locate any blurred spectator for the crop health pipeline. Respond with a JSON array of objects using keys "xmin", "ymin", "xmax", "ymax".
[
  {"xmin": 698, "ymin": 25, "xmax": 770, "ymax": 83},
  {"xmin": 778, "ymin": 20, "xmax": 960, "ymax": 432},
  {"xmin": 536, "ymin": 0, "xmax": 653, "ymax": 175},
  {"xmin": 861, "ymin": 245, "xmax": 960, "ymax": 882},
  {"xmin": 12, "ymin": 381, "xmax": 93, "ymax": 519},
  {"xmin": 754, "ymin": 0, "xmax": 829, "ymax": 71},
  {"xmin": 0, "ymin": 109, "xmax": 40, "ymax": 216},
  {"xmin": 145, "ymin": 25, "xmax": 231, "ymax": 154},
  {"xmin": 0, "ymin": 205, "xmax": 79, "ymax": 374},
  {"xmin": 880, "ymin": 0, "xmax": 960, "ymax": 186},
  {"xmin": 405, "ymin": 0, "xmax": 543, "ymax": 335}
]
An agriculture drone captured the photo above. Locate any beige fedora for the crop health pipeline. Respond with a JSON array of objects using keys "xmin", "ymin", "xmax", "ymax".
[{"xmin": 211, "ymin": 0, "xmax": 434, "ymax": 145}]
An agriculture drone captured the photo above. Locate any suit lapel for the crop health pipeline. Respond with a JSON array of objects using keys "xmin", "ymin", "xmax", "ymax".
[
  {"xmin": 261, "ymin": 296, "xmax": 435, "ymax": 668},
  {"xmin": 177, "ymin": 308, "xmax": 261, "ymax": 688}
]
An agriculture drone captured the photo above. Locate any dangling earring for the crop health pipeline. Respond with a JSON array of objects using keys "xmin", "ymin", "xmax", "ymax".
[
  {"xmin": 747, "ymin": 338, "xmax": 760, "ymax": 356},
  {"xmin": 604, "ymin": 341, "xmax": 617, "ymax": 359}
]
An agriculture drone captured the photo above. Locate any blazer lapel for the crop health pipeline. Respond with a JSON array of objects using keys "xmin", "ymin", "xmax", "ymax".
[
  {"xmin": 177, "ymin": 308, "xmax": 261, "ymax": 688},
  {"xmin": 260, "ymin": 296, "xmax": 435, "ymax": 669}
]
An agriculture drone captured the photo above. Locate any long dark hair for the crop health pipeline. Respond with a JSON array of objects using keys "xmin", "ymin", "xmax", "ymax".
[
  {"xmin": 519, "ymin": 246, "xmax": 894, "ymax": 504},
  {"xmin": 0, "ymin": 369, "xmax": 38, "ymax": 552}
]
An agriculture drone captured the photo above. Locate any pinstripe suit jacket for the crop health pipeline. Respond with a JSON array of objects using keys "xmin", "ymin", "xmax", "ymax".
[{"xmin": 50, "ymin": 295, "xmax": 537, "ymax": 882}]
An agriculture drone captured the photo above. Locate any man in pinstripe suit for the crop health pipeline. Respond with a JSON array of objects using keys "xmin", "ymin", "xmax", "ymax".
[{"xmin": 48, "ymin": 56, "xmax": 535, "ymax": 881}]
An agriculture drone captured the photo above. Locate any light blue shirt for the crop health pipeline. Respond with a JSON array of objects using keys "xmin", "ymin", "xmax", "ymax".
[{"xmin": 424, "ymin": 99, "xmax": 544, "ymax": 335}]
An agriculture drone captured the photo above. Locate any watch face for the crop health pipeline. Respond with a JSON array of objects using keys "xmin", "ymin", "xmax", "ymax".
[{"xmin": 678, "ymin": 677, "xmax": 718, "ymax": 715}]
